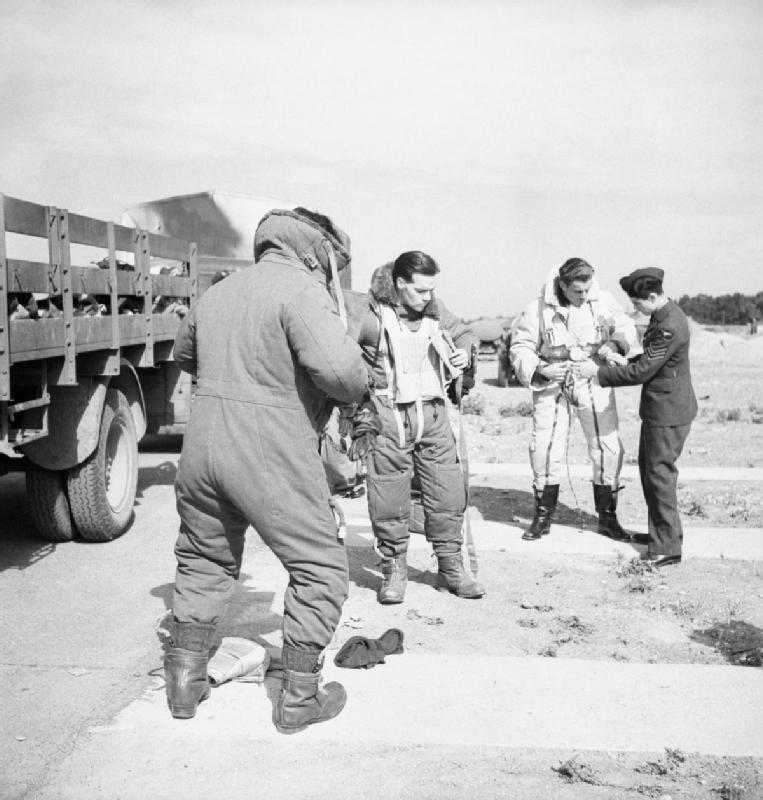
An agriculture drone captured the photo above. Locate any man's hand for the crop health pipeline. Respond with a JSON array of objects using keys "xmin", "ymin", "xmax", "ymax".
[
  {"xmin": 597, "ymin": 344, "xmax": 627, "ymax": 366},
  {"xmin": 447, "ymin": 343, "xmax": 477, "ymax": 405},
  {"xmin": 449, "ymin": 348, "xmax": 469, "ymax": 370},
  {"xmin": 538, "ymin": 362, "xmax": 569, "ymax": 382},
  {"xmin": 572, "ymin": 360, "xmax": 598, "ymax": 380},
  {"xmin": 347, "ymin": 398, "xmax": 383, "ymax": 461}
]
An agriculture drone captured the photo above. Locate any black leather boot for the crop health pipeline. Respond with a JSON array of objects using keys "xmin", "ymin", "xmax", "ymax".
[
  {"xmin": 164, "ymin": 620, "xmax": 216, "ymax": 719},
  {"xmin": 378, "ymin": 555, "xmax": 407, "ymax": 604},
  {"xmin": 274, "ymin": 645, "xmax": 346, "ymax": 734},
  {"xmin": 593, "ymin": 484, "xmax": 630, "ymax": 541},
  {"xmin": 522, "ymin": 484, "xmax": 559, "ymax": 540},
  {"xmin": 436, "ymin": 553, "xmax": 485, "ymax": 598}
]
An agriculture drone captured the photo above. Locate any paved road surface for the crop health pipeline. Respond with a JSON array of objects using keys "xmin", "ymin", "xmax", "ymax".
[{"xmin": 1, "ymin": 447, "xmax": 761, "ymax": 799}]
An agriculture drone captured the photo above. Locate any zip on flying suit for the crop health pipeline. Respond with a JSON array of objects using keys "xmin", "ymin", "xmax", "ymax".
[
  {"xmin": 356, "ymin": 263, "xmax": 478, "ymax": 560},
  {"xmin": 510, "ymin": 270, "xmax": 641, "ymax": 490}
]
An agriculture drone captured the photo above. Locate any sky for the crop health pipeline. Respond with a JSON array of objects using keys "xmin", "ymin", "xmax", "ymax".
[{"xmin": 1, "ymin": 0, "xmax": 761, "ymax": 318}]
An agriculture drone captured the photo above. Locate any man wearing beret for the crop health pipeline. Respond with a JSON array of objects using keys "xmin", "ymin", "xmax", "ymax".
[{"xmin": 574, "ymin": 267, "xmax": 697, "ymax": 567}]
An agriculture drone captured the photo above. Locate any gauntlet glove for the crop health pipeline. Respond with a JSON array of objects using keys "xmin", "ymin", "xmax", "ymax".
[
  {"xmin": 347, "ymin": 398, "xmax": 382, "ymax": 461},
  {"xmin": 446, "ymin": 344, "xmax": 477, "ymax": 405},
  {"xmin": 336, "ymin": 403, "xmax": 357, "ymax": 438}
]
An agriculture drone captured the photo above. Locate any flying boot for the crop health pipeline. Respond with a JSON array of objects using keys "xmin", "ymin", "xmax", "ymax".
[
  {"xmin": 522, "ymin": 484, "xmax": 559, "ymax": 540},
  {"xmin": 274, "ymin": 645, "xmax": 346, "ymax": 734},
  {"xmin": 378, "ymin": 554, "xmax": 407, "ymax": 604},
  {"xmin": 593, "ymin": 484, "xmax": 630, "ymax": 541},
  {"xmin": 164, "ymin": 619, "xmax": 216, "ymax": 719},
  {"xmin": 436, "ymin": 546, "xmax": 485, "ymax": 598}
]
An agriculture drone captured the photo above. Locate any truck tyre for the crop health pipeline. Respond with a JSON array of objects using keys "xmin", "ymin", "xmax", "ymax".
[
  {"xmin": 26, "ymin": 466, "xmax": 76, "ymax": 542},
  {"xmin": 67, "ymin": 388, "xmax": 139, "ymax": 542}
]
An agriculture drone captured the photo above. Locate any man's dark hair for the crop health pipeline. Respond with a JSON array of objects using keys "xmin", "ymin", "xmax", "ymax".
[
  {"xmin": 558, "ymin": 257, "xmax": 594, "ymax": 284},
  {"xmin": 628, "ymin": 276, "xmax": 664, "ymax": 299},
  {"xmin": 392, "ymin": 251, "xmax": 440, "ymax": 284}
]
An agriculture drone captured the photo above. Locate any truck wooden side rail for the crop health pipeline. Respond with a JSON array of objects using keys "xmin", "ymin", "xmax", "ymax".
[{"xmin": 0, "ymin": 193, "xmax": 205, "ymax": 543}]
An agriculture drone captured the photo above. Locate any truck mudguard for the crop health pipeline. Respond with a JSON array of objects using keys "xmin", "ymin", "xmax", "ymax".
[{"xmin": 21, "ymin": 360, "xmax": 146, "ymax": 471}]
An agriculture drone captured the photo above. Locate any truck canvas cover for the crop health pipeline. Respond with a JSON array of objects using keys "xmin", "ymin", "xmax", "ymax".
[{"xmin": 122, "ymin": 190, "xmax": 293, "ymax": 261}]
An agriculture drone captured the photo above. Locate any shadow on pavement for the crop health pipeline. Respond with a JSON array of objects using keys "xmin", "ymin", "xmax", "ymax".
[
  {"xmin": 470, "ymin": 485, "xmax": 600, "ymax": 528},
  {"xmin": 151, "ymin": 578, "xmax": 282, "ymax": 650},
  {"xmin": 0, "ymin": 532, "xmax": 58, "ymax": 572},
  {"xmin": 0, "ymin": 475, "xmax": 61, "ymax": 571},
  {"xmin": 690, "ymin": 620, "xmax": 763, "ymax": 667},
  {"xmin": 137, "ymin": 461, "xmax": 177, "ymax": 495},
  {"xmin": 139, "ymin": 434, "xmax": 183, "ymax": 453},
  {"xmin": 347, "ymin": 540, "xmax": 436, "ymax": 594}
]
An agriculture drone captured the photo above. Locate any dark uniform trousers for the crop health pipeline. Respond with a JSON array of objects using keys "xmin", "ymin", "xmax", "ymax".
[
  {"xmin": 639, "ymin": 422, "xmax": 691, "ymax": 558},
  {"xmin": 598, "ymin": 300, "xmax": 697, "ymax": 560}
]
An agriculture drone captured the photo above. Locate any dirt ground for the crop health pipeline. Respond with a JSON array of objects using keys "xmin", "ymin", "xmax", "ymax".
[
  {"xmin": 342, "ymin": 323, "xmax": 762, "ymax": 798},
  {"xmin": 237, "ymin": 523, "xmax": 763, "ymax": 800},
  {"xmin": 5, "ymin": 324, "xmax": 761, "ymax": 800}
]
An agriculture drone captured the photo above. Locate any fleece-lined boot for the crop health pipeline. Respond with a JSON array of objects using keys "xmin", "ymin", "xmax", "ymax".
[
  {"xmin": 378, "ymin": 555, "xmax": 407, "ymax": 604},
  {"xmin": 274, "ymin": 645, "xmax": 346, "ymax": 734},
  {"xmin": 436, "ymin": 553, "xmax": 485, "ymax": 598},
  {"xmin": 523, "ymin": 484, "xmax": 559, "ymax": 540},
  {"xmin": 164, "ymin": 620, "xmax": 216, "ymax": 719},
  {"xmin": 593, "ymin": 484, "xmax": 630, "ymax": 542}
]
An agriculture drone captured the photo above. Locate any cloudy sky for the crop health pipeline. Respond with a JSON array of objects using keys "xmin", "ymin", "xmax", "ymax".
[{"xmin": 1, "ymin": 0, "xmax": 761, "ymax": 317}]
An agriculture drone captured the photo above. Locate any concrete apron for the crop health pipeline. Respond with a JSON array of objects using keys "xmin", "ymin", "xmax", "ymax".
[
  {"xmin": 93, "ymin": 653, "xmax": 762, "ymax": 757},
  {"xmin": 82, "ymin": 489, "xmax": 762, "ymax": 764},
  {"xmin": 339, "ymin": 495, "xmax": 763, "ymax": 561},
  {"xmin": 39, "ymin": 473, "xmax": 761, "ymax": 794},
  {"xmin": 469, "ymin": 462, "xmax": 763, "ymax": 482}
]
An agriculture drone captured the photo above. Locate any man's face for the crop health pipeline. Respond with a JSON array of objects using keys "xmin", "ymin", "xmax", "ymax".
[
  {"xmin": 630, "ymin": 294, "xmax": 658, "ymax": 315},
  {"xmin": 396, "ymin": 272, "xmax": 436, "ymax": 312},
  {"xmin": 560, "ymin": 278, "xmax": 593, "ymax": 308}
]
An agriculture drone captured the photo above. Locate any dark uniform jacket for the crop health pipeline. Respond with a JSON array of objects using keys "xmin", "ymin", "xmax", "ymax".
[{"xmin": 597, "ymin": 300, "xmax": 697, "ymax": 427}]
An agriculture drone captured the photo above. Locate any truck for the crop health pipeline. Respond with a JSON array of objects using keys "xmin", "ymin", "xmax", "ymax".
[{"xmin": 0, "ymin": 191, "xmax": 294, "ymax": 543}]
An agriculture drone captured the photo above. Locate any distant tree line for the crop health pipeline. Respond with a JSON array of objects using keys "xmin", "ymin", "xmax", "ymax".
[{"xmin": 677, "ymin": 292, "xmax": 762, "ymax": 325}]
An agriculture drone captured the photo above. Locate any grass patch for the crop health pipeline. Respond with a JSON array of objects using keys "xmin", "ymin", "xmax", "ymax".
[
  {"xmin": 498, "ymin": 400, "xmax": 533, "ymax": 418},
  {"xmin": 461, "ymin": 393, "xmax": 486, "ymax": 415},
  {"xmin": 552, "ymin": 756, "xmax": 599, "ymax": 784},
  {"xmin": 614, "ymin": 554, "xmax": 657, "ymax": 592}
]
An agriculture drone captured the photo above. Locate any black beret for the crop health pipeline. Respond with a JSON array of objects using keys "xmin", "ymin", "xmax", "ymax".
[{"xmin": 619, "ymin": 267, "xmax": 664, "ymax": 295}]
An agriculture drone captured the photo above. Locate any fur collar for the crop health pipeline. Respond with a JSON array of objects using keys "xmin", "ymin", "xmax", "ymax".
[{"xmin": 369, "ymin": 262, "xmax": 438, "ymax": 318}]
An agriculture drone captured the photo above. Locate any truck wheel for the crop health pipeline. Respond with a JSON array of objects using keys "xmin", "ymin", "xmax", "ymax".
[
  {"xmin": 67, "ymin": 389, "xmax": 139, "ymax": 541},
  {"xmin": 26, "ymin": 466, "xmax": 76, "ymax": 542}
]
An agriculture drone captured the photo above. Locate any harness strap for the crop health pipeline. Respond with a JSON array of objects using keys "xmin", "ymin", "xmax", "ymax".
[
  {"xmin": 414, "ymin": 398, "xmax": 424, "ymax": 444},
  {"xmin": 392, "ymin": 405, "xmax": 406, "ymax": 448},
  {"xmin": 326, "ymin": 244, "xmax": 347, "ymax": 331},
  {"xmin": 454, "ymin": 367, "xmax": 478, "ymax": 577},
  {"xmin": 585, "ymin": 378, "xmax": 606, "ymax": 485}
]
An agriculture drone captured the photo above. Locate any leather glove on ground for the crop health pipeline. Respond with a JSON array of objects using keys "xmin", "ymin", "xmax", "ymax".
[
  {"xmin": 347, "ymin": 400, "xmax": 382, "ymax": 461},
  {"xmin": 207, "ymin": 637, "xmax": 270, "ymax": 685},
  {"xmin": 334, "ymin": 629, "xmax": 404, "ymax": 669}
]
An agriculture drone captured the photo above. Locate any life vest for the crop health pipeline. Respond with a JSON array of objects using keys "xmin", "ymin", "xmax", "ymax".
[
  {"xmin": 539, "ymin": 298, "xmax": 611, "ymax": 361},
  {"xmin": 375, "ymin": 304, "xmax": 460, "ymax": 404}
]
